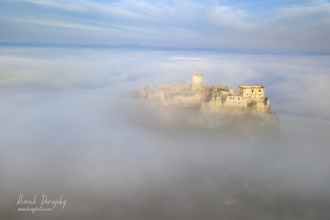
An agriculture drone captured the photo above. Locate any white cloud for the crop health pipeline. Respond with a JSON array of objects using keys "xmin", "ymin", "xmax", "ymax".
[
  {"xmin": 1, "ymin": 0, "xmax": 330, "ymax": 52},
  {"xmin": 24, "ymin": 0, "xmax": 88, "ymax": 12},
  {"xmin": 207, "ymin": 5, "xmax": 252, "ymax": 30},
  {"xmin": 0, "ymin": 15, "xmax": 124, "ymax": 33},
  {"xmin": 271, "ymin": 3, "xmax": 330, "ymax": 24}
]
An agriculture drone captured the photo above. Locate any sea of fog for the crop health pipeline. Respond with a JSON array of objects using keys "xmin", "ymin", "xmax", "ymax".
[{"xmin": 0, "ymin": 47, "xmax": 329, "ymax": 219}]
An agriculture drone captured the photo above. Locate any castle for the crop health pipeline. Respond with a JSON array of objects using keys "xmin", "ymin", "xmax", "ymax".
[{"xmin": 138, "ymin": 74, "xmax": 271, "ymax": 114}]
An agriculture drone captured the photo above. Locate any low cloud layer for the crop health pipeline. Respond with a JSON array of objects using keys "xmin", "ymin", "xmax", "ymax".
[{"xmin": 1, "ymin": 48, "xmax": 330, "ymax": 219}]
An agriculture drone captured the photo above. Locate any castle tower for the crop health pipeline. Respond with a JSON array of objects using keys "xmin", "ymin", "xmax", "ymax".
[{"xmin": 191, "ymin": 74, "xmax": 202, "ymax": 92}]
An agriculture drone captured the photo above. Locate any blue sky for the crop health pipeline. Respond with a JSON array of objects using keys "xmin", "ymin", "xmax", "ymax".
[{"xmin": 1, "ymin": 0, "xmax": 330, "ymax": 52}]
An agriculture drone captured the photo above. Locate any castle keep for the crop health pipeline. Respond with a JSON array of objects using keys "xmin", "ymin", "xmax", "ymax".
[{"xmin": 138, "ymin": 74, "xmax": 270, "ymax": 114}]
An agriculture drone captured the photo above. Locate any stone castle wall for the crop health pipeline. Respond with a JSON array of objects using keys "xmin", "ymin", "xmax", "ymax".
[
  {"xmin": 237, "ymin": 86, "xmax": 265, "ymax": 99},
  {"xmin": 158, "ymin": 84, "xmax": 190, "ymax": 89},
  {"xmin": 139, "ymin": 74, "xmax": 271, "ymax": 114}
]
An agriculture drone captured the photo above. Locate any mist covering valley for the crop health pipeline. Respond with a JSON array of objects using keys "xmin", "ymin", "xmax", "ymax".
[{"xmin": 1, "ymin": 48, "xmax": 330, "ymax": 219}]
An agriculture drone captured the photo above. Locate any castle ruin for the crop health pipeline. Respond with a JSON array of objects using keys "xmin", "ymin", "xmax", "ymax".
[{"xmin": 137, "ymin": 74, "xmax": 271, "ymax": 114}]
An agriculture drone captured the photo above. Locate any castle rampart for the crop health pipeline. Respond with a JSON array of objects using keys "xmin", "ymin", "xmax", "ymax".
[{"xmin": 135, "ymin": 74, "xmax": 271, "ymax": 114}]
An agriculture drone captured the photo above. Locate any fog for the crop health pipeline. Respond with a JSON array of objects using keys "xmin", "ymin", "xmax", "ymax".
[{"xmin": 1, "ymin": 47, "xmax": 330, "ymax": 219}]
